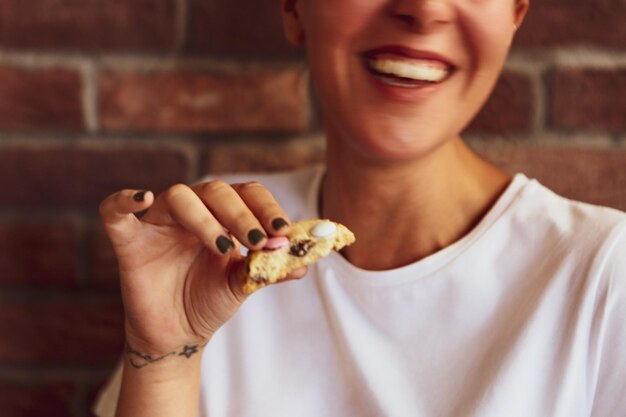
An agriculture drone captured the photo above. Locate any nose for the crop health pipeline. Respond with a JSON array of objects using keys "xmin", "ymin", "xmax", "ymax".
[{"xmin": 389, "ymin": 0, "xmax": 452, "ymax": 33}]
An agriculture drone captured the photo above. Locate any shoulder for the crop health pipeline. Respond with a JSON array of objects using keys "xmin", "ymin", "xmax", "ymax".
[
  {"xmin": 511, "ymin": 175, "xmax": 626, "ymax": 253},
  {"xmin": 497, "ymin": 175, "xmax": 626, "ymax": 299},
  {"xmin": 518, "ymin": 176, "xmax": 626, "ymax": 309}
]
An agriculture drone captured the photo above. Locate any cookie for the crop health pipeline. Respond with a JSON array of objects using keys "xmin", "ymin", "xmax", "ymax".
[{"xmin": 243, "ymin": 219, "xmax": 355, "ymax": 293}]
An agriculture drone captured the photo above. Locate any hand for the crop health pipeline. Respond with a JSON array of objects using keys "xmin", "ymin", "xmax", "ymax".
[{"xmin": 99, "ymin": 180, "xmax": 305, "ymax": 357}]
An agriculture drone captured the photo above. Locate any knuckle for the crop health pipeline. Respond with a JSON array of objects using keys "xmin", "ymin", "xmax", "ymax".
[
  {"xmin": 238, "ymin": 181, "xmax": 264, "ymax": 193},
  {"xmin": 232, "ymin": 210, "xmax": 254, "ymax": 226},
  {"xmin": 198, "ymin": 216, "xmax": 219, "ymax": 234},
  {"xmin": 200, "ymin": 179, "xmax": 230, "ymax": 195},
  {"xmin": 164, "ymin": 183, "xmax": 191, "ymax": 202}
]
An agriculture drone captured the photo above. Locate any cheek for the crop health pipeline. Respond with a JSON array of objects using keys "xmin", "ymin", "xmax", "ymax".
[
  {"xmin": 300, "ymin": 2, "xmax": 376, "ymax": 111},
  {"xmin": 300, "ymin": 0, "xmax": 380, "ymax": 53},
  {"xmin": 459, "ymin": 2, "xmax": 515, "ymax": 67}
]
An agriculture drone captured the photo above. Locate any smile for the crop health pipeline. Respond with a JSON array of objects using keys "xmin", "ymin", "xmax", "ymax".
[{"xmin": 362, "ymin": 47, "xmax": 454, "ymax": 88}]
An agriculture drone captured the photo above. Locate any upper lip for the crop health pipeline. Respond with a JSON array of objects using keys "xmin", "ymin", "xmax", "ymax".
[{"xmin": 361, "ymin": 45, "xmax": 455, "ymax": 68}]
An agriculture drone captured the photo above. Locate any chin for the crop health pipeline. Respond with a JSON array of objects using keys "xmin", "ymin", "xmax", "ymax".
[{"xmin": 343, "ymin": 125, "xmax": 450, "ymax": 163}]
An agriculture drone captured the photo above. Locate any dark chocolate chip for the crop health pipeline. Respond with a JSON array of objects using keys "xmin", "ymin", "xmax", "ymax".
[
  {"xmin": 250, "ymin": 275, "xmax": 269, "ymax": 284},
  {"xmin": 290, "ymin": 239, "xmax": 314, "ymax": 257}
]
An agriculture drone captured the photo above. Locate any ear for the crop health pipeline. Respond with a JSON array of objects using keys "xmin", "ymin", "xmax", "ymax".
[
  {"xmin": 513, "ymin": 0, "xmax": 529, "ymax": 31},
  {"xmin": 281, "ymin": 0, "xmax": 305, "ymax": 45}
]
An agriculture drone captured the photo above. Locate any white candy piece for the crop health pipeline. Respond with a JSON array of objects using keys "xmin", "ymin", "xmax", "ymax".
[{"xmin": 310, "ymin": 221, "xmax": 336, "ymax": 238}]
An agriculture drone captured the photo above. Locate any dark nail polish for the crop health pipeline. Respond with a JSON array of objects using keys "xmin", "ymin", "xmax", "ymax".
[
  {"xmin": 248, "ymin": 229, "xmax": 267, "ymax": 245},
  {"xmin": 133, "ymin": 191, "xmax": 146, "ymax": 202},
  {"xmin": 272, "ymin": 217, "xmax": 289, "ymax": 231},
  {"xmin": 216, "ymin": 236, "xmax": 234, "ymax": 254}
]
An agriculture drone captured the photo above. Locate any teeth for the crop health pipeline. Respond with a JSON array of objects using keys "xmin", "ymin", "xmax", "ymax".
[{"xmin": 368, "ymin": 58, "xmax": 449, "ymax": 83}]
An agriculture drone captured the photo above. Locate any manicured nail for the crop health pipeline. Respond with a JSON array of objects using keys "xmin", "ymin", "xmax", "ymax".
[
  {"xmin": 271, "ymin": 217, "xmax": 289, "ymax": 231},
  {"xmin": 248, "ymin": 229, "xmax": 267, "ymax": 246},
  {"xmin": 133, "ymin": 191, "xmax": 146, "ymax": 202},
  {"xmin": 216, "ymin": 236, "xmax": 234, "ymax": 254}
]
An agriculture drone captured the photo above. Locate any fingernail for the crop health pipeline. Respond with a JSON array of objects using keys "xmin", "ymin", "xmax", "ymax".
[
  {"xmin": 216, "ymin": 236, "xmax": 234, "ymax": 254},
  {"xmin": 133, "ymin": 191, "xmax": 146, "ymax": 202},
  {"xmin": 248, "ymin": 229, "xmax": 267, "ymax": 246},
  {"xmin": 271, "ymin": 217, "xmax": 289, "ymax": 231}
]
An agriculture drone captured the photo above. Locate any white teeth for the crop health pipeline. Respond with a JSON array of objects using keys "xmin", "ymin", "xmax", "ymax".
[{"xmin": 368, "ymin": 58, "xmax": 449, "ymax": 83}]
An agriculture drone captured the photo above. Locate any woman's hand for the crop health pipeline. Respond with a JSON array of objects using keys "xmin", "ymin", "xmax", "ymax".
[{"xmin": 99, "ymin": 180, "xmax": 303, "ymax": 359}]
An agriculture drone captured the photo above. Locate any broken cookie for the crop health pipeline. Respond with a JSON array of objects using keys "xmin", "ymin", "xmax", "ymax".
[{"xmin": 243, "ymin": 219, "xmax": 355, "ymax": 293}]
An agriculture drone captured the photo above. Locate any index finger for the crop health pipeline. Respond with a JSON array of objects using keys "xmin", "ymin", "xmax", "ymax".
[{"xmin": 231, "ymin": 181, "xmax": 292, "ymax": 236}]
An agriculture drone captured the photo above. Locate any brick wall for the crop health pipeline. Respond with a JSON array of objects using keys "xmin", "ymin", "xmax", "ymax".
[{"xmin": 0, "ymin": 1, "xmax": 624, "ymax": 416}]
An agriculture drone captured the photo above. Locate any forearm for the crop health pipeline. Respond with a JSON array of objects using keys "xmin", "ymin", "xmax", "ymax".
[{"xmin": 115, "ymin": 342, "xmax": 205, "ymax": 417}]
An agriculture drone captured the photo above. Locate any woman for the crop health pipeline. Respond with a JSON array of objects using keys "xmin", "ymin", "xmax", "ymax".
[{"xmin": 95, "ymin": 0, "xmax": 626, "ymax": 416}]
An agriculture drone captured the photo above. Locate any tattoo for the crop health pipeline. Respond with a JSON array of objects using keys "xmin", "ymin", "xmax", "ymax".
[{"xmin": 125, "ymin": 341, "xmax": 207, "ymax": 369}]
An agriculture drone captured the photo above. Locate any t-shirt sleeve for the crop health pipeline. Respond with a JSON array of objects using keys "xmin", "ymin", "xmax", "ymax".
[
  {"xmin": 92, "ymin": 362, "xmax": 123, "ymax": 417},
  {"xmin": 589, "ymin": 222, "xmax": 626, "ymax": 417}
]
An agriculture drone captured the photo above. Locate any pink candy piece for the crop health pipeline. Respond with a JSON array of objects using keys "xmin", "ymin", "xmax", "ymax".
[{"xmin": 263, "ymin": 236, "xmax": 289, "ymax": 250}]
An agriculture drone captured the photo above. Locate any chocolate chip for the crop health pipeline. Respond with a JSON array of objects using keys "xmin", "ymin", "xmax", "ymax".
[
  {"xmin": 250, "ymin": 275, "xmax": 269, "ymax": 284},
  {"xmin": 290, "ymin": 239, "xmax": 314, "ymax": 257}
]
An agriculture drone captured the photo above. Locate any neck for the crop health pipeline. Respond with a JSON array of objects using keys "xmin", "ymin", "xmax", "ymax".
[{"xmin": 321, "ymin": 136, "xmax": 511, "ymax": 270}]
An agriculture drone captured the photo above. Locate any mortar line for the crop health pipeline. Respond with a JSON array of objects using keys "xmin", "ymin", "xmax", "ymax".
[
  {"xmin": 173, "ymin": 0, "xmax": 189, "ymax": 54},
  {"xmin": 79, "ymin": 61, "xmax": 100, "ymax": 134}
]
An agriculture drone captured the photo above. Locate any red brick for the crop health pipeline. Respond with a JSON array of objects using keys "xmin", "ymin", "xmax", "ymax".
[
  {"xmin": 466, "ymin": 71, "xmax": 534, "ymax": 134},
  {"xmin": 477, "ymin": 145, "xmax": 626, "ymax": 211},
  {"xmin": 550, "ymin": 69, "xmax": 626, "ymax": 133},
  {"xmin": 0, "ymin": 297, "xmax": 124, "ymax": 364},
  {"xmin": 514, "ymin": 0, "xmax": 626, "ymax": 49},
  {"xmin": 205, "ymin": 140, "xmax": 324, "ymax": 174},
  {"xmin": 0, "ymin": 147, "xmax": 191, "ymax": 210},
  {"xmin": 99, "ymin": 69, "xmax": 310, "ymax": 133},
  {"xmin": 0, "ymin": 66, "xmax": 82, "ymax": 130},
  {"xmin": 0, "ymin": 381, "xmax": 74, "ymax": 417},
  {"xmin": 0, "ymin": 221, "xmax": 77, "ymax": 287},
  {"xmin": 0, "ymin": 0, "xmax": 176, "ymax": 52},
  {"xmin": 186, "ymin": 0, "xmax": 301, "ymax": 57}
]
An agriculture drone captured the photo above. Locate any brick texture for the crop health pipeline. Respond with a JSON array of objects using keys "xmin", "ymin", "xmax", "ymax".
[
  {"xmin": 0, "ymin": 0, "xmax": 623, "ymax": 413},
  {"xmin": 477, "ymin": 146, "xmax": 626, "ymax": 211},
  {"xmin": 0, "ymin": 221, "xmax": 78, "ymax": 287},
  {"xmin": 0, "ymin": 298, "xmax": 124, "ymax": 364},
  {"xmin": 205, "ymin": 140, "xmax": 325, "ymax": 174},
  {"xmin": 514, "ymin": 0, "xmax": 626, "ymax": 49},
  {"xmin": 550, "ymin": 69, "xmax": 626, "ymax": 133},
  {"xmin": 100, "ymin": 69, "xmax": 310, "ymax": 133},
  {"xmin": 0, "ymin": 66, "xmax": 82, "ymax": 130},
  {"xmin": 466, "ymin": 71, "xmax": 534, "ymax": 134},
  {"xmin": 0, "ymin": 147, "xmax": 191, "ymax": 209},
  {"xmin": 186, "ymin": 0, "xmax": 300, "ymax": 57},
  {"xmin": 0, "ymin": 381, "xmax": 74, "ymax": 417},
  {"xmin": 0, "ymin": 0, "xmax": 176, "ymax": 51}
]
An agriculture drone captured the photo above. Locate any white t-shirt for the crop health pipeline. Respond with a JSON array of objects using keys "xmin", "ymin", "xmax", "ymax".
[{"xmin": 94, "ymin": 166, "xmax": 626, "ymax": 417}]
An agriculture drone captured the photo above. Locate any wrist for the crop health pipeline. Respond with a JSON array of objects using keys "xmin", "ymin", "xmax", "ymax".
[
  {"xmin": 117, "ymin": 342, "xmax": 205, "ymax": 417},
  {"xmin": 123, "ymin": 338, "xmax": 209, "ymax": 371}
]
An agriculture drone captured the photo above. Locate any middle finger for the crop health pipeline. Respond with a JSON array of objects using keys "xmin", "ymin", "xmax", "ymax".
[{"xmin": 194, "ymin": 180, "xmax": 268, "ymax": 250}]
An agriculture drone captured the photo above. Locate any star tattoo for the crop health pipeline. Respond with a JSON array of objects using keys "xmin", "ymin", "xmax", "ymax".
[{"xmin": 178, "ymin": 344, "xmax": 200, "ymax": 359}]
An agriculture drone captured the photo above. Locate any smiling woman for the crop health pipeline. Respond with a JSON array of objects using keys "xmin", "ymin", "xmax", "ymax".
[
  {"xmin": 93, "ymin": 0, "xmax": 626, "ymax": 416},
  {"xmin": 289, "ymin": 0, "xmax": 527, "ymax": 164}
]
